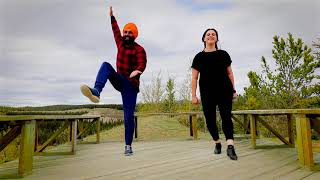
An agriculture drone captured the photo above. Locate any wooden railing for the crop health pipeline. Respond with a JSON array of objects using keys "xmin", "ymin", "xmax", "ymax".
[
  {"xmin": 135, "ymin": 109, "xmax": 320, "ymax": 170},
  {"xmin": 1, "ymin": 108, "xmax": 319, "ymax": 177},
  {"xmin": 0, "ymin": 115, "xmax": 101, "ymax": 177},
  {"xmin": 232, "ymin": 109, "xmax": 320, "ymax": 170}
]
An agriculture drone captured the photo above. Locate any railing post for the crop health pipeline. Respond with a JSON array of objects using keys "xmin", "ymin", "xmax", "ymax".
[
  {"xmin": 243, "ymin": 114, "xmax": 250, "ymax": 134},
  {"xmin": 96, "ymin": 118, "xmax": 100, "ymax": 144},
  {"xmin": 203, "ymin": 114, "xmax": 206, "ymax": 133},
  {"xmin": 18, "ymin": 120, "xmax": 36, "ymax": 177},
  {"xmin": 249, "ymin": 115, "xmax": 257, "ymax": 148},
  {"xmin": 34, "ymin": 121, "xmax": 39, "ymax": 152},
  {"xmin": 78, "ymin": 119, "xmax": 84, "ymax": 140},
  {"xmin": 69, "ymin": 121, "xmax": 73, "ymax": 142},
  {"xmin": 287, "ymin": 114, "xmax": 295, "ymax": 147},
  {"xmin": 134, "ymin": 116, "xmax": 138, "ymax": 139},
  {"xmin": 294, "ymin": 114, "xmax": 314, "ymax": 169},
  {"xmin": 71, "ymin": 120, "xmax": 77, "ymax": 154},
  {"xmin": 191, "ymin": 114, "xmax": 198, "ymax": 140},
  {"xmin": 189, "ymin": 115, "xmax": 193, "ymax": 137}
]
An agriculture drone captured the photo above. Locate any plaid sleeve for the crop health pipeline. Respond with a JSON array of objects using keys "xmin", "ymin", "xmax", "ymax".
[
  {"xmin": 111, "ymin": 16, "xmax": 122, "ymax": 48},
  {"xmin": 136, "ymin": 46, "xmax": 147, "ymax": 72}
]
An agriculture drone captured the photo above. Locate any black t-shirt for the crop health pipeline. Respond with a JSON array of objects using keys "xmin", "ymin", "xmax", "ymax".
[{"xmin": 191, "ymin": 50, "xmax": 233, "ymax": 94}]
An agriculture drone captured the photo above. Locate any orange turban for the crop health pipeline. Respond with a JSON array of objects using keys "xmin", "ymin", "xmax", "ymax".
[{"xmin": 123, "ymin": 23, "xmax": 138, "ymax": 39}]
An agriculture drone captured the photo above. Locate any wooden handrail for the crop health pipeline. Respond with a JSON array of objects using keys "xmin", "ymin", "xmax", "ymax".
[
  {"xmin": 1, "ymin": 109, "xmax": 319, "ymax": 176},
  {"xmin": 134, "ymin": 109, "xmax": 320, "ymax": 117},
  {"xmin": 0, "ymin": 115, "xmax": 100, "ymax": 122},
  {"xmin": 232, "ymin": 109, "xmax": 320, "ymax": 115}
]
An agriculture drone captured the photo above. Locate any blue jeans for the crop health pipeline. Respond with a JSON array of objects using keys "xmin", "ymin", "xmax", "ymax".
[{"xmin": 94, "ymin": 62, "xmax": 137, "ymax": 146}]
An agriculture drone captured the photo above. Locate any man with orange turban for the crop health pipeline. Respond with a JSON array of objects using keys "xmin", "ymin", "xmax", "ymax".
[{"xmin": 80, "ymin": 6, "xmax": 147, "ymax": 156}]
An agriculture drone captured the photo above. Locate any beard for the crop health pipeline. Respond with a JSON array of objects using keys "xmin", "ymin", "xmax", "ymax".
[{"xmin": 123, "ymin": 36, "xmax": 135, "ymax": 45}]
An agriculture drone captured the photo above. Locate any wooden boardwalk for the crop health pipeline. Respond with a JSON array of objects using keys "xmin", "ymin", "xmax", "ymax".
[{"xmin": 1, "ymin": 139, "xmax": 319, "ymax": 180}]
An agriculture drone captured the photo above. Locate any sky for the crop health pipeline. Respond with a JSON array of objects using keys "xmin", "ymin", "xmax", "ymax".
[{"xmin": 1, "ymin": 0, "xmax": 319, "ymax": 106}]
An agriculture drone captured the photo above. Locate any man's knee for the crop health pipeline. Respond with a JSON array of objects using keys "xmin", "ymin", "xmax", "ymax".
[{"xmin": 102, "ymin": 62, "xmax": 113, "ymax": 69}]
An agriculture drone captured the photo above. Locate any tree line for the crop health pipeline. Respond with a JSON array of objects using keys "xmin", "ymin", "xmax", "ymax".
[{"xmin": 0, "ymin": 104, "xmax": 123, "ymax": 115}]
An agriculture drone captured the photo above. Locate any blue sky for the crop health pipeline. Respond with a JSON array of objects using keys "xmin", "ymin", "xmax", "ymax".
[{"xmin": 1, "ymin": 0, "xmax": 319, "ymax": 106}]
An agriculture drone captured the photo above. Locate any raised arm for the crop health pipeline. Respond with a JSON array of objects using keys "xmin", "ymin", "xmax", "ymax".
[{"xmin": 110, "ymin": 6, "xmax": 122, "ymax": 48}]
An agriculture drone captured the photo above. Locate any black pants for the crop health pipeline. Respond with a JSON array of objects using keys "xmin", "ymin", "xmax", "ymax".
[{"xmin": 201, "ymin": 92, "xmax": 234, "ymax": 141}]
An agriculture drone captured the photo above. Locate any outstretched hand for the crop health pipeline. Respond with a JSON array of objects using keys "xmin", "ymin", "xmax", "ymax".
[
  {"xmin": 192, "ymin": 96, "xmax": 200, "ymax": 104},
  {"xmin": 130, "ymin": 70, "xmax": 142, "ymax": 78},
  {"xmin": 109, "ymin": 6, "xmax": 113, "ymax": 16},
  {"xmin": 233, "ymin": 92, "xmax": 238, "ymax": 101}
]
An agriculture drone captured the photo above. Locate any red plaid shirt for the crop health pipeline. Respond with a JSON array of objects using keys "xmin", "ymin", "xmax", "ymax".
[{"xmin": 111, "ymin": 16, "xmax": 147, "ymax": 90}]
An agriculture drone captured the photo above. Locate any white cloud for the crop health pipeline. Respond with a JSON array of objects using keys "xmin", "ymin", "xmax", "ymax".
[{"xmin": 1, "ymin": 0, "xmax": 319, "ymax": 106}]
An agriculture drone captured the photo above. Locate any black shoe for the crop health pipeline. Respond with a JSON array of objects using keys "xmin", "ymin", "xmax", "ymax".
[
  {"xmin": 214, "ymin": 143, "xmax": 221, "ymax": 154},
  {"xmin": 124, "ymin": 145, "xmax": 133, "ymax": 156},
  {"xmin": 227, "ymin": 145, "xmax": 238, "ymax": 160}
]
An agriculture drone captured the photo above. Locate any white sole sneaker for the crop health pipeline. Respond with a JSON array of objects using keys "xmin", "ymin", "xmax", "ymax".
[{"xmin": 80, "ymin": 84, "xmax": 100, "ymax": 103}]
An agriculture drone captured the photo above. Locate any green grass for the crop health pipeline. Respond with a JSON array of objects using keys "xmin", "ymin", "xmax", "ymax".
[{"xmin": 83, "ymin": 116, "xmax": 212, "ymax": 142}]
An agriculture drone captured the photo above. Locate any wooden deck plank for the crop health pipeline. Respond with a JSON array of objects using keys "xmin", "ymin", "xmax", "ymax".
[
  {"xmin": 94, "ymin": 143, "xmax": 261, "ymax": 179},
  {"xmin": 251, "ymin": 160, "xmax": 301, "ymax": 179},
  {"xmin": 145, "ymin": 147, "xmax": 296, "ymax": 180},
  {"xmin": 277, "ymin": 168, "xmax": 315, "ymax": 180},
  {"xmin": 304, "ymin": 172, "xmax": 320, "ymax": 179},
  {"xmin": 1, "ymin": 139, "xmax": 319, "ymax": 180}
]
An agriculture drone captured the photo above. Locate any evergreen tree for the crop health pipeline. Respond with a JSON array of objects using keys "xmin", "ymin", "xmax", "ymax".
[{"xmin": 164, "ymin": 77, "xmax": 176, "ymax": 112}]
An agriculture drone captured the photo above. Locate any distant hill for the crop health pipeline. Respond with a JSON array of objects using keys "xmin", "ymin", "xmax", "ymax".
[
  {"xmin": 1, "ymin": 104, "xmax": 123, "ymax": 111},
  {"xmin": 0, "ymin": 104, "xmax": 123, "ymax": 115}
]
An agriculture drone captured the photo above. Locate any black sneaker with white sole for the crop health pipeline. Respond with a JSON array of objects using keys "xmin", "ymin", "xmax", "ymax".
[{"xmin": 124, "ymin": 145, "xmax": 133, "ymax": 156}]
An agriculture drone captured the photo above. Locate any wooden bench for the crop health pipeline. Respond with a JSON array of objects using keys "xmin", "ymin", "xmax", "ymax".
[
  {"xmin": 135, "ymin": 109, "xmax": 320, "ymax": 170},
  {"xmin": 0, "ymin": 115, "xmax": 101, "ymax": 177}
]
